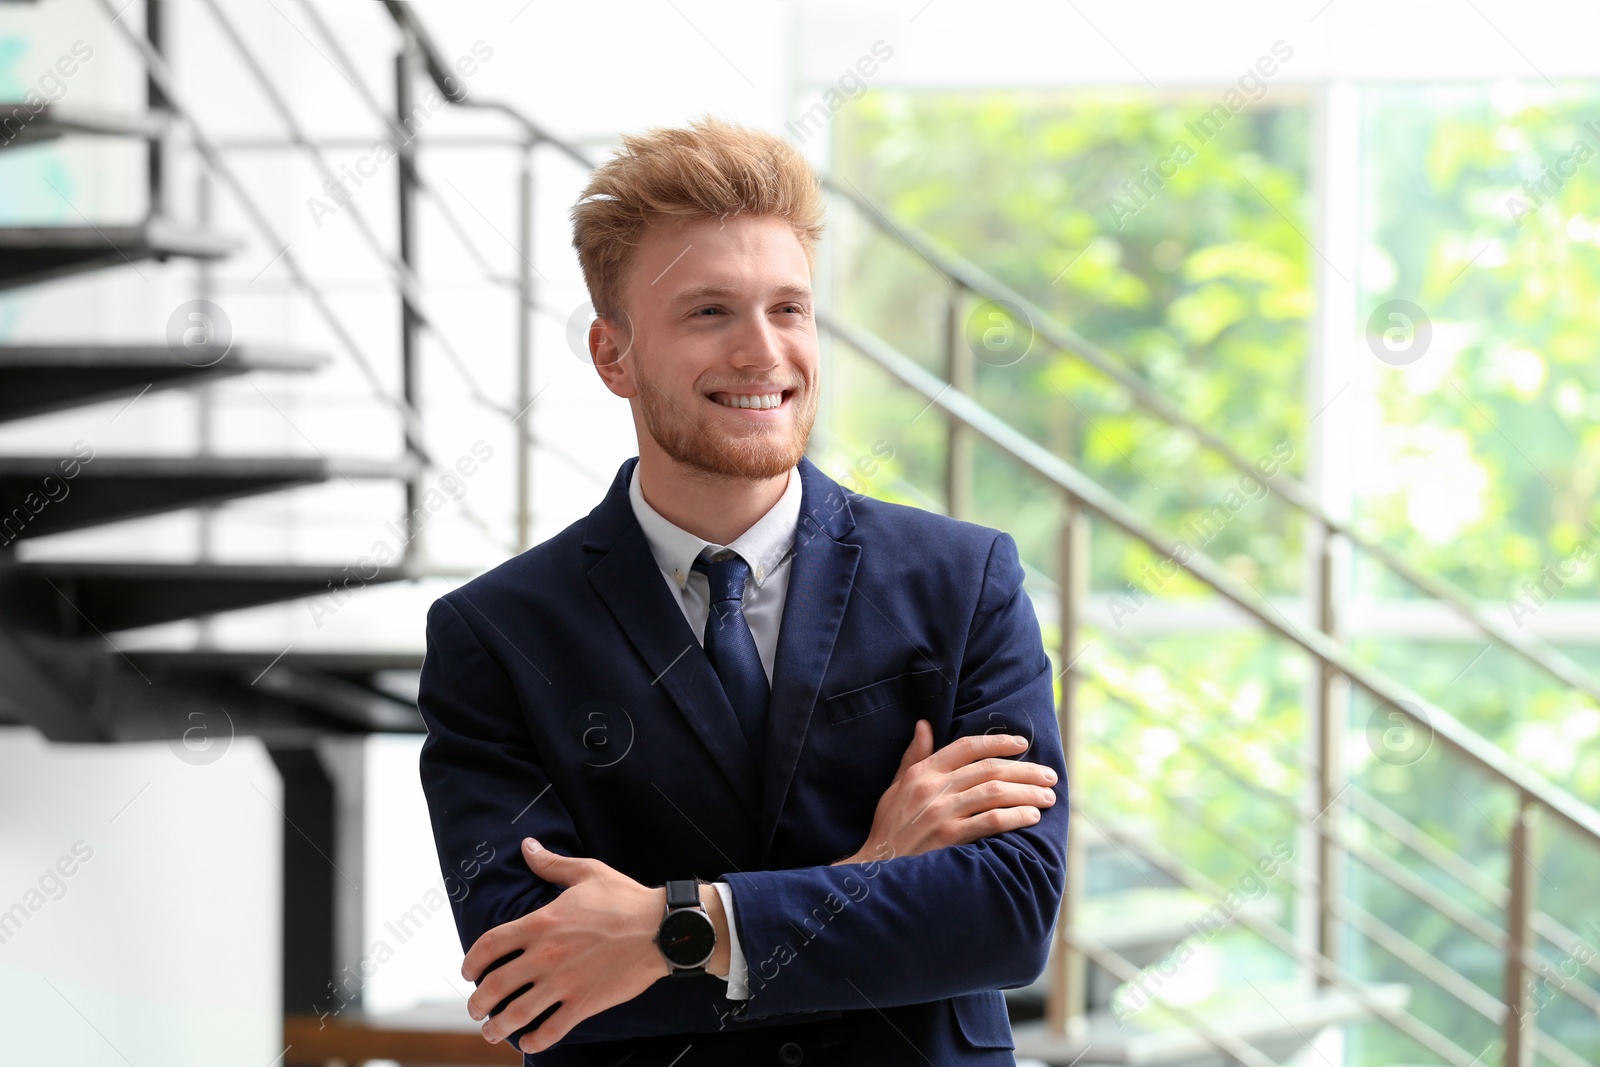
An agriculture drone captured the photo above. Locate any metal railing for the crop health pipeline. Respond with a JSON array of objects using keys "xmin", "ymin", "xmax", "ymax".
[
  {"xmin": 96, "ymin": 1, "xmax": 1599, "ymax": 1061},
  {"xmin": 378, "ymin": 7, "xmax": 1600, "ymax": 1063},
  {"xmin": 823, "ymin": 312, "xmax": 1600, "ymax": 1064}
]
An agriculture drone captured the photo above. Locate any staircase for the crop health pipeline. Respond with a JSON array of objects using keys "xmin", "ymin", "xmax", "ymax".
[
  {"xmin": 0, "ymin": 0, "xmax": 481, "ymax": 1052},
  {"xmin": 5, "ymin": 3, "xmax": 1599, "ymax": 1067}
]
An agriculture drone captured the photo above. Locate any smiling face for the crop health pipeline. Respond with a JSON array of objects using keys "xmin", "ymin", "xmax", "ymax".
[{"xmin": 591, "ymin": 213, "xmax": 820, "ymax": 482}]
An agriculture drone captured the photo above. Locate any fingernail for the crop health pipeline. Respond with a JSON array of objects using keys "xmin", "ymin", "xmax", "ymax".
[
  {"xmin": 1044, "ymin": 769, "xmax": 1056, "ymax": 782},
  {"xmin": 524, "ymin": 837, "xmax": 542, "ymax": 853}
]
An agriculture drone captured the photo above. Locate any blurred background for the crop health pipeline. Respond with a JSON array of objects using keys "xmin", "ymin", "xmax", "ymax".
[{"xmin": 1, "ymin": 1, "xmax": 1598, "ymax": 1065}]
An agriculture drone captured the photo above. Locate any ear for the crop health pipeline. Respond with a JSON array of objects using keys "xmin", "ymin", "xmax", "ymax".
[{"xmin": 590, "ymin": 311, "xmax": 637, "ymax": 397}]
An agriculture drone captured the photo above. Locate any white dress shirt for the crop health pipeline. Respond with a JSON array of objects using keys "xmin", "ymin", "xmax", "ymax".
[{"xmin": 627, "ymin": 459, "xmax": 803, "ymax": 1000}]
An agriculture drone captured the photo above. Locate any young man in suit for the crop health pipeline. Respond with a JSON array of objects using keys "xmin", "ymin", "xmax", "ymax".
[{"xmin": 417, "ymin": 114, "xmax": 1067, "ymax": 1066}]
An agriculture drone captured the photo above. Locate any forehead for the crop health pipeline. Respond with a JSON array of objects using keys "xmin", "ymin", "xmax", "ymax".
[{"xmin": 628, "ymin": 214, "xmax": 811, "ymax": 303}]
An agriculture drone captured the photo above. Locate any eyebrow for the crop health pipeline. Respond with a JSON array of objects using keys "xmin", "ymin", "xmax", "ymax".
[{"xmin": 666, "ymin": 282, "xmax": 812, "ymax": 306}]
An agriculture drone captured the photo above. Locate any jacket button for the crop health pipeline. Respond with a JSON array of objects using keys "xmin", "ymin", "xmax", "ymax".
[{"xmin": 777, "ymin": 1041, "xmax": 804, "ymax": 1065}]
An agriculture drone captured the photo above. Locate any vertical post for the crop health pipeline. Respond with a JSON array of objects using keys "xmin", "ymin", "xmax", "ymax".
[
  {"xmin": 1503, "ymin": 797, "xmax": 1539, "ymax": 1067},
  {"xmin": 1312, "ymin": 517, "xmax": 1347, "ymax": 980},
  {"xmin": 395, "ymin": 44, "xmax": 422, "ymax": 564},
  {"xmin": 1304, "ymin": 77, "xmax": 1358, "ymax": 991},
  {"xmin": 268, "ymin": 746, "xmax": 337, "ymax": 1020},
  {"xmin": 145, "ymin": 0, "xmax": 165, "ymax": 218},
  {"xmin": 515, "ymin": 143, "xmax": 534, "ymax": 551},
  {"xmin": 1046, "ymin": 493, "xmax": 1089, "ymax": 1038},
  {"xmin": 943, "ymin": 283, "xmax": 972, "ymax": 520}
]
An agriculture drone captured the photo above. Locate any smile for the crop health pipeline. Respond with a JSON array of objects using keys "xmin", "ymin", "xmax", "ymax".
[{"xmin": 708, "ymin": 390, "xmax": 791, "ymax": 411}]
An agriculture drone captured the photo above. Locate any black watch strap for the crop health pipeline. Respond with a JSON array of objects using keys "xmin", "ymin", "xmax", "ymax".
[{"xmin": 666, "ymin": 878, "xmax": 700, "ymax": 909}]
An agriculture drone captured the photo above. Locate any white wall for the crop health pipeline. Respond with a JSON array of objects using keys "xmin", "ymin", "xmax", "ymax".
[{"xmin": 0, "ymin": 728, "xmax": 280, "ymax": 1066}]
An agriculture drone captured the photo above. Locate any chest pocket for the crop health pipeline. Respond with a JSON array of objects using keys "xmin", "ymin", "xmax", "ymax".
[{"xmin": 824, "ymin": 667, "xmax": 949, "ymax": 725}]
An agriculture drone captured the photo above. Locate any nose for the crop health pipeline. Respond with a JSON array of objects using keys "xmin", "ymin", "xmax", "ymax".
[{"xmin": 731, "ymin": 312, "xmax": 785, "ymax": 373}]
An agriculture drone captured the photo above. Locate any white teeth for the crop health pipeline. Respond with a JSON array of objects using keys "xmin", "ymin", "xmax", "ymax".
[{"xmin": 712, "ymin": 392, "xmax": 783, "ymax": 410}]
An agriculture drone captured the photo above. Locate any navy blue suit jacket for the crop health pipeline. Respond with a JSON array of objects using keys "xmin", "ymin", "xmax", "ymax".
[{"xmin": 416, "ymin": 453, "xmax": 1068, "ymax": 1065}]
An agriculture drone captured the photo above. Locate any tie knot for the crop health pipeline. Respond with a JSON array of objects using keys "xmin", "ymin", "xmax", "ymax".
[{"xmin": 692, "ymin": 550, "xmax": 751, "ymax": 603}]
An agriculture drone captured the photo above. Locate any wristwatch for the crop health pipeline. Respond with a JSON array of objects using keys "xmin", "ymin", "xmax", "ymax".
[{"xmin": 655, "ymin": 878, "xmax": 716, "ymax": 977}]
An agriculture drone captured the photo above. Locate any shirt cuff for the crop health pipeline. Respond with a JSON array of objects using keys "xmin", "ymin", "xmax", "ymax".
[{"xmin": 712, "ymin": 880, "xmax": 749, "ymax": 999}]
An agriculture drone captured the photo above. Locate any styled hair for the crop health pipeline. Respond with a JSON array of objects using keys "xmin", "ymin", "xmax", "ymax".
[{"xmin": 570, "ymin": 114, "xmax": 826, "ymax": 322}]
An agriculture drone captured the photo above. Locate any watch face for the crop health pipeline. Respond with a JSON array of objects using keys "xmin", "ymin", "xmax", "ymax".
[{"xmin": 659, "ymin": 908, "xmax": 715, "ymax": 967}]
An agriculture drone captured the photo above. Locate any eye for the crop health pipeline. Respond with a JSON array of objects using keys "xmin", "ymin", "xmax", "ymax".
[{"xmin": 694, "ymin": 306, "xmax": 724, "ymax": 316}]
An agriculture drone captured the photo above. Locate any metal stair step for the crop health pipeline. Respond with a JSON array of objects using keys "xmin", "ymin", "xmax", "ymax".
[
  {"xmin": 1011, "ymin": 982, "xmax": 1410, "ymax": 1066},
  {"xmin": 0, "ymin": 560, "xmax": 427, "ymax": 635},
  {"xmin": 123, "ymin": 649, "xmax": 425, "ymax": 674},
  {"xmin": 0, "ymin": 217, "xmax": 239, "ymax": 289},
  {"xmin": 0, "ymin": 344, "xmax": 325, "ymax": 423},
  {"xmin": 0, "ymin": 454, "xmax": 412, "ymax": 541},
  {"xmin": 0, "ymin": 102, "xmax": 164, "ymax": 149}
]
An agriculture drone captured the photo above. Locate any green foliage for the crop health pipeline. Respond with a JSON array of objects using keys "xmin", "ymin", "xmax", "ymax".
[{"xmin": 822, "ymin": 84, "xmax": 1600, "ymax": 1066}]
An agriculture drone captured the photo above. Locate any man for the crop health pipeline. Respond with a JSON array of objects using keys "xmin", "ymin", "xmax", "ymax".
[{"xmin": 417, "ymin": 114, "xmax": 1067, "ymax": 1066}]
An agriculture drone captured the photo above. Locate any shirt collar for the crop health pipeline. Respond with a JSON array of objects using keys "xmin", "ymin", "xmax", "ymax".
[{"xmin": 628, "ymin": 460, "xmax": 803, "ymax": 590}]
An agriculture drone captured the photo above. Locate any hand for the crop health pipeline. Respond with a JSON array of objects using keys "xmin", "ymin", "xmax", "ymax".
[
  {"xmin": 835, "ymin": 720, "xmax": 1058, "ymax": 864},
  {"xmin": 461, "ymin": 838, "xmax": 666, "ymax": 1055}
]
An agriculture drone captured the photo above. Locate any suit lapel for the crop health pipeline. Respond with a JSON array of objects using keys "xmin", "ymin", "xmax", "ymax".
[
  {"xmin": 581, "ymin": 455, "xmax": 860, "ymax": 852},
  {"xmin": 584, "ymin": 458, "xmax": 762, "ymax": 823},
  {"xmin": 757, "ymin": 457, "xmax": 858, "ymax": 860}
]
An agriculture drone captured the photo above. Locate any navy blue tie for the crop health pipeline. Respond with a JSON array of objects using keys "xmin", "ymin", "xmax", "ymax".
[{"xmin": 691, "ymin": 550, "xmax": 768, "ymax": 762}]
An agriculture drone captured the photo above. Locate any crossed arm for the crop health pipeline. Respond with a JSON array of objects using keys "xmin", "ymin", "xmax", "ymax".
[{"xmin": 417, "ymin": 532, "xmax": 1068, "ymax": 1055}]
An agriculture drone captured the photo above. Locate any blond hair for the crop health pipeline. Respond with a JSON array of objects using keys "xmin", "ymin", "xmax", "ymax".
[{"xmin": 570, "ymin": 114, "xmax": 826, "ymax": 321}]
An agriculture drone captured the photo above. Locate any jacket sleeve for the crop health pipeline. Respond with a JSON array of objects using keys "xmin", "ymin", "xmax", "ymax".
[
  {"xmin": 416, "ymin": 592, "xmax": 766, "ymax": 1046},
  {"xmin": 718, "ymin": 531, "xmax": 1068, "ymax": 1017}
]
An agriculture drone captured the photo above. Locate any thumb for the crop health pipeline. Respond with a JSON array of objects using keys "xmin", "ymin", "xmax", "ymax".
[
  {"xmin": 521, "ymin": 838, "xmax": 581, "ymax": 885},
  {"xmin": 899, "ymin": 719, "xmax": 932, "ymax": 771}
]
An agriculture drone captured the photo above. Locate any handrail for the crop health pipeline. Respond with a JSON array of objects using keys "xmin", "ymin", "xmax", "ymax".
[
  {"xmin": 1076, "ymin": 798, "xmax": 1480, "ymax": 1067},
  {"xmin": 91, "ymin": 0, "xmax": 520, "ymax": 556},
  {"xmin": 1055, "ymin": 928, "xmax": 1282, "ymax": 1067},
  {"xmin": 1094, "ymin": 646, "xmax": 1600, "ymax": 1017},
  {"xmin": 824, "ymin": 311, "xmax": 1600, "ymax": 850},
  {"xmin": 375, "ymin": 9, "xmax": 1600, "ymax": 1056},
  {"xmin": 380, "ymin": 0, "xmax": 597, "ymax": 173},
  {"xmin": 1088, "ymin": 722, "xmax": 1507, "ymax": 1023},
  {"xmin": 819, "ymin": 175, "xmax": 1600, "ymax": 712},
  {"xmin": 382, "ymin": 0, "xmax": 1600, "ymax": 718},
  {"xmin": 369, "ymin": 0, "xmax": 1600, "ymax": 799},
  {"xmin": 1087, "ymin": 739, "xmax": 1596, "ymax": 1067}
]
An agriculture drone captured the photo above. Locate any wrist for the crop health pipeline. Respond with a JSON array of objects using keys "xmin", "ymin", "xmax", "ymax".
[
  {"xmin": 699, "ymin": 882, "xmax": 732, "ymax": 978},
  {"xmin": 646, "ymin": 885, "xmax": 671, "ymax": 980}
]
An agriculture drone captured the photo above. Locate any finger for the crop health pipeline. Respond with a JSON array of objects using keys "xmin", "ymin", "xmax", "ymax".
[
  {"xmin": 484, "ymin": 981, "xmax": 559, "ymax": 1047},
  {"xmin": 518, "ymin": 1002, "xmax": 580, "ymax": 1055},
  {"xmin": 523, "ymin": 838, "xmax": 590, "ymax": 886},
  {"xmin": 461, "ymin": 923, "xmax": 518, "ymax": 982},
  {"xmin": 927, "ymin": 730, "xmax": 1028, "ymax": 774},
  {"xmin": 949, "ymin": 804, "xmax": 1042, "ymax": 846},
  {"xmin": 898, "ymin": 719, "xmax": 932, "ymax": 773},
  {"xmin": 948, "ymin": 780, "xmax": 1057, "ymax": 821},
  {"xmin": 947, "ymin": 755, "xmax": 1059, "ymax": 796},
  {"xmin": 466, "ymin": 952, "xmax": 533, "ymax": 1024}
]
